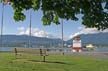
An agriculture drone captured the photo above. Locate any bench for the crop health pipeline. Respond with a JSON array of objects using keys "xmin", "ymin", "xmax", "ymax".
[{"xmin": 14, "ymin": 48, "xmax": 48, "ymax": 62}]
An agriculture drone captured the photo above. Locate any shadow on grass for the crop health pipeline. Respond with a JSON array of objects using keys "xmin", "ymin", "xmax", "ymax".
[{"xmin": 28, "ymin": 60, "xmax": 70, "ymax": 65}]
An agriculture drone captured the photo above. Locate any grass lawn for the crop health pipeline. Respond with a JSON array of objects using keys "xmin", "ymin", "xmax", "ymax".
[{"xmin": 0, "ymin": 52, "xmax": 108, "ymax": 71}]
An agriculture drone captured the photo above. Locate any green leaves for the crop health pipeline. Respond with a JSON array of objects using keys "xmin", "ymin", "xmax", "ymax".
[
  {"xmin": 10, "ymin": 0, "xmax": 33, "ymax": 21},
  {"xmin": 32, "ymin": 0, "xmax": 40, "ymax": 10},
  {"xmin": 0, "ymin": 0, "xmax": 2, "ymax": 3},
  {"xmin": 80, "ymin": 0, "xmax": 108, "ymax": 30},
  {"xmin": 42, "ymin": 11, "xmax": 53, "ymax": 25},
  {"xmin": 1, "ymin": 0, "xmax": 108, "ymax": 30},
  {"xmin": 53, "ymin": 15, "xmax": 60, "ymax": 25},
  {"xmin": 14, "ymin": 11, "xmax": 26, "ymax": 21}
]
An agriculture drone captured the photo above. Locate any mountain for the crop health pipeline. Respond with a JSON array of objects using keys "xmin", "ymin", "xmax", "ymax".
[
  {"xmin": 67, "ymin": 32, "xmax": 108, "ymax": 47},
  {"xmin": 1, "ymin": 32, "xmax": 108, "ymax": 48},
  {"xmin": 0, "ymin": 35, "xmax": 63, "ymax": 48}
]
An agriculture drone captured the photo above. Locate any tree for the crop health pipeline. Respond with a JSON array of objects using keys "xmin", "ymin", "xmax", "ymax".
[{"xmin": 1, "ymin": 0, "xmax": 108, "ymax": 30}]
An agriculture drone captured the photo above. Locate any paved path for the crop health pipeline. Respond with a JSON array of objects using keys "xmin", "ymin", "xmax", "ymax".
[{"xmin": 64, "ymin": 52, "xmax": 108, "ymax": 59}]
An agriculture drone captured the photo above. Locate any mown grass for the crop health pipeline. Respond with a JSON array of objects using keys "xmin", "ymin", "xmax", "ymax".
[{"xmin": 0, "ymin": 52, "xmax": 108, "ymax": 71}]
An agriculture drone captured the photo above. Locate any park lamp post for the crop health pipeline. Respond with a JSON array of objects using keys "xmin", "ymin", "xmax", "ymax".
[
  {"xmin": 0, "ymin": 1, "xmax": 4, "ymax": 48},
  {"xmin": 0, "ymin": 0, "xmax": 10, "ymax": 48},
  {"xmin": 61, "ymin": 19, "xmax": 64, "ymax": 48},
  {"xmin": 28, "ymin": 9, "xmax": 32, "ymax": 48},
  {"xmin": 61, "ymin": 19, "xmax": 65, "ymax": 55}
]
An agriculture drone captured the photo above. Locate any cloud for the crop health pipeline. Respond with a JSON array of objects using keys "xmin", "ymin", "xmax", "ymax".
[
  {"xmin": 56, "ymin": 34, "xmax": 70, "ymax": 41},
  {"xmin": 70, "ymin": 27, "xmax": 108, "ymax": 39},
  {"xmin": 78, "ymin": 26, "xmax": 83, "ymax": 30},
  {"xmin": 102, "ymin": 29, "xmax": 108, "ymax": 33},
  {"xmin": 17, "ymin": 27, "xmax": 70, "ymax": 41},
  {"xmin": 17, "ymin": 27, "xmax": 25, "ymax": 31},
  {"xmin": 17, "ymin": 27, "xmax": 58, "ymax": 38}
]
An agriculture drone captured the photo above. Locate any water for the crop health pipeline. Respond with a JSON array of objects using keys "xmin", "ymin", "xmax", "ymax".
[
  {"xmin": 94, "ymin": 47, "xmax": 108, "ymax": 52},
  {"xmin": 0, "ymin": 47, "xmax": 108, "ymax": 52},
  {"xmin": 0, "ymin": 47, "xmax": 13, "ymax": 52}
]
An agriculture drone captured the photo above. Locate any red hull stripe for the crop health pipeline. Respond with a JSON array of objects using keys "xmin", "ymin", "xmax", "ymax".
[{"xmin": 72, "ymin": 47, "xmax": 82, "ymax": 50}]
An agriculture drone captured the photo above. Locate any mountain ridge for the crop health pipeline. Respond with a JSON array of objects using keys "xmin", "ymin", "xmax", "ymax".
[
  {"xmin": 67, "ymin": 32, "xmax": 108, "ymax": 46},
  {"xmin": 0, "ymin": 32, "xmax": 108, "ymax": 47},
  {"xmin": 0, "ymin": 35, "xmax": 62, "ymax": 47}
]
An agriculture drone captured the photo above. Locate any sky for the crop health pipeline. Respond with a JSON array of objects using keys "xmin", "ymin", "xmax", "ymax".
[{"xmin": 0, "ymin": 3, "xmax": 108, "ymax": 40}]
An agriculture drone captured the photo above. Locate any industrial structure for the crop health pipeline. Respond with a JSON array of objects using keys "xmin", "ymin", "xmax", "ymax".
[{"xmin": 72, "ymin": 36, "xmax": 82, "ymax": 52}]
